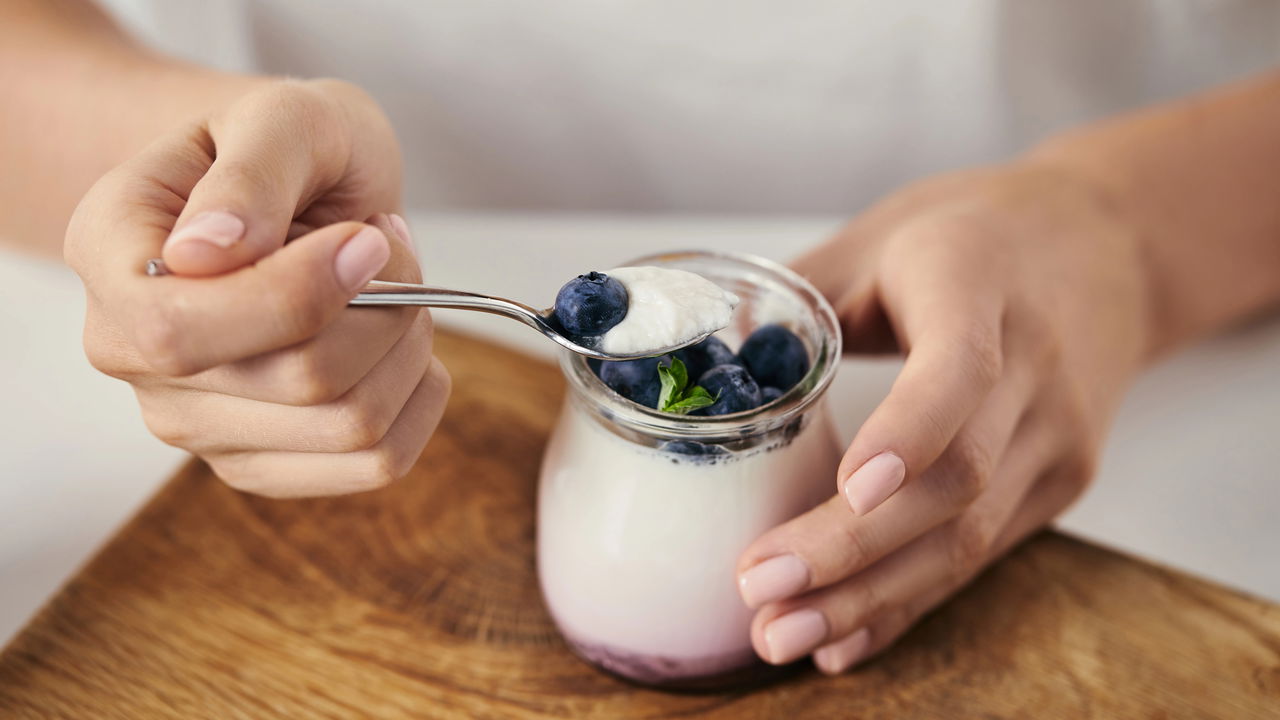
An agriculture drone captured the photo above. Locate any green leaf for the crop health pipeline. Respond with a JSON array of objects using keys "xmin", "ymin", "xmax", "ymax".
[
  {"xmin": 656, "ymin": 357, "xmax": 719, "ymax": 414},
  {"xmin": 656, "ymin": 357, "xmax": 684, "ymax": 411},
  {"xmin": 665, "ymin": 386, "xmax": 719, "ymax": 415}
]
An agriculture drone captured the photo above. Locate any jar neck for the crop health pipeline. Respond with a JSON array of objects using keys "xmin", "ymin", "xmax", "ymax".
[
  {"xmin": 561, "ymin": 341, "xmax": 837, "ymax": 445},
  {"xmin": 559, "ymin": 250, "xmax": 843, "ymax": 445}
]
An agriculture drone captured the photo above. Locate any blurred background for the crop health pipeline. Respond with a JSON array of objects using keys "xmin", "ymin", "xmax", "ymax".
[{"xmin": 3, "ymin": 0, "xmax": 1279, "ymax": 644}]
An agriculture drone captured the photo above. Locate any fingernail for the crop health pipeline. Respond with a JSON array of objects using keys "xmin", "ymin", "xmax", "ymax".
[
  {"xmin": 388, "ymin": 212, "xmax": 414, "ymax": 246},
  {"xmin": 813, "ymin": 627, "xmax": 871, "ymax": 675},
  {"xmin": 164, "ymin": 210, "xmax": 245, "ymax": 251},
  {"xmin": 843, "ymin": 452, "xmax": 906, "ymax": 515},
  {"xmin": 334, "ymin": 226, "xmax": 389, "ymax": 291},
  {"xmin": 739, "ymin": 555, "xmax": 810, "ymax": 609},
  {"xmin": 762, "ymin": 608, "xmax": 827, "ymax": 664},
  {"xmin": 389, "ymin": 212, "xmax": 420, "ymax": 261}
]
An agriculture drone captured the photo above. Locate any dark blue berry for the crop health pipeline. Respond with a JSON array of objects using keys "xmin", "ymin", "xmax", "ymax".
[
  {"xmin": 599, "ymin": 355, "xmax": 669, "ymax": 408},
  {"xmin": 674, "ymin": 336, "xmax": 739, "ymax": 381},
  {"xmin": 761, "ymin": 386, "xmax": 784, "ymax": 404},
  {"xmin": 553, "ymin": 272, "xmax": 629, "ymax": 336},
  {"xmin": 660, "ymin": 440, "xmax": 729, "ymax": 458},
  {"xmin": 587, "ymin": 358, "xmax": 603, "ymax": 377},
  {"xmin": 738, "ymin": 324, "xmax": 809, "ymax": 392},
  {"xmin": 695, "ymin": 364, "xmax": 763, "ymax": 416}
]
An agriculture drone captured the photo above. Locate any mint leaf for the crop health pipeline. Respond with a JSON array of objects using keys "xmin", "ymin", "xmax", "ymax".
[
  {"xmin": 665, "ymin": 386, "xmax": 719, "ymax": 414},
  {"xmin": 656, "ymin": 359, "xmax": 682, "ymax": 411},
  {"xmin": 657, "ymin": 357, "xmax": 718, "ymax": 414}
]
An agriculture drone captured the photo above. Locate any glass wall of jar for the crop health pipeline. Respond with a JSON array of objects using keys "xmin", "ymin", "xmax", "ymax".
[{"xmin": 537, "ymin": 251, "xmax": 843, "ymax": 688}]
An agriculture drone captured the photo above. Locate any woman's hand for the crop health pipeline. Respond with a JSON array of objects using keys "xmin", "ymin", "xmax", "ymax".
[
  {"xmin": 736, "ymin": 163, "xmax": 1151, "ymax": 672},
  {"xmin": 65, "ymin": 78, "xmax": 451, "ymax": 496}
]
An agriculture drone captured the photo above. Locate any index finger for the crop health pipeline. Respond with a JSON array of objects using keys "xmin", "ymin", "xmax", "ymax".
[{"xmin": 67, "ymin": 129, "xmax": 393, "ymax": 376}]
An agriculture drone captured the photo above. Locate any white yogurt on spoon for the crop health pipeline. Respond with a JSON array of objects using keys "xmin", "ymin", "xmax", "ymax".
[{"xmin": 597, "ymin": 266, "xmax": 739, "ymax": 355}]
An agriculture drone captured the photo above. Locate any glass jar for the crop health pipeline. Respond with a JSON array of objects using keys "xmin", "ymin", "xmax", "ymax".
[{"xmin": 537, "ymin": 250, "xmax": 843, "ymax": 688}]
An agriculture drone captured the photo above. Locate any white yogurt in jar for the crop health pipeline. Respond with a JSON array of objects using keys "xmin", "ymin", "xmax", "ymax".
[
  {"xmin": 537, "ymin": 401, "xmax": 840, "ymax": 684},
  {"xmin": 599, "ymin": 266, "xmax": 739, "ymax": 354}
]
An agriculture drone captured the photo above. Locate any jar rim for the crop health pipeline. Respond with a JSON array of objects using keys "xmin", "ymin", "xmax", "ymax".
[{"xmin": 561, "ymin": 250, "xmax": 842, "ymax": 441}]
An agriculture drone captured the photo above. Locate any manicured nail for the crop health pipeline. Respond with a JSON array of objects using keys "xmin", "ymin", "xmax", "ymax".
[
  {"xmin": 388, "ymin": 213, "xmax": 420, "ymax": 261},
  {"xmin": 739, "ymin": 554, "xmax": 810, "ymax": 609},
  {"xmin": 762, "ymin": 608, "xmax": 827, "ymax": 664},
  {"xmin": 334, "ymin": 226, "xmax": 389, "ymax": 292},
  {"xmin": 843, "ymin": 452, "xmax": 906, "ymax": 515},
  {"xmin": 164, "ymin": 210, "xmax": 245, "ymax": 251},
  {"xmin": 813, "ymin": 627, "xmax": 871, "ymax": 675}
]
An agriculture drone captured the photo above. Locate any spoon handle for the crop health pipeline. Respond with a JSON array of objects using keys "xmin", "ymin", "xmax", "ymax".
[
  {"xmin": 146, "ymin": 259, "xmax": 545, "ymax": 325},
  {"xmin": 351, "ymin": 281, "xmax": 543, "ymax": 323}
]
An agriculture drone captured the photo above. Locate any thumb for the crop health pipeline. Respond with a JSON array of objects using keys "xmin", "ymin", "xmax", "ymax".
[{"xmin": 160, "ymin": 86, "xmax": 345, "ymax": 276}]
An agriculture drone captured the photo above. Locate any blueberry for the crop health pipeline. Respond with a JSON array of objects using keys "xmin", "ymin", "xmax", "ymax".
[
  {"xmin": 738, "ymin": 324, "xmax": 809, "ymax": 392},
  {"xmin": 587, "ymin": 358, "xmax": 603, "ymax": 377},
  {"xmin": 674, "ymin": 336, "xmax": 739, "ymax": 381},
  {"xmin": 660, "ymin": 440, "xmax": 729, "ymax": 458},
  {"xmin": 761, "ymin": 386, "xmax": 784, "ymax": 404},
  {"xmin": 553, "ymin": 272, "xmax": 629, "ymax": 336},
  {"xmin": 695, "ymin": 364, "xmax": 762, "ymax": 416},
  {"xmin": 599, "ymin": 355, "xmax": 669, "ymax": 408}
]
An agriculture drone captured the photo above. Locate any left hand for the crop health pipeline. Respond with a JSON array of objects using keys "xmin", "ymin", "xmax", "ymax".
[{"xmin": 735, "ymin": 162, "xmax": 1152, "ymax": 673}]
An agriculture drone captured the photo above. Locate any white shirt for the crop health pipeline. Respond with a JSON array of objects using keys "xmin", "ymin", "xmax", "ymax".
[{"xmin": 103, "ymin": 0, "xmax": 1280, "ymax": 214}]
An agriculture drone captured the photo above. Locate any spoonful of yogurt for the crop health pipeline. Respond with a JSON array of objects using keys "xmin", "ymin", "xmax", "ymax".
[
  {"xmin": 362, "ymin": 266, "xmax": 737, "ymax": 360},
  {"xmin": 144, "ymin": 258, "xmax": 738, "ymax": 360}
]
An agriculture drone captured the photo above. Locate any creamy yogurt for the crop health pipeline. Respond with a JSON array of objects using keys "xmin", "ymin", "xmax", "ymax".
[
  {"xmin": 598, "ymin": 266, "xmax": 739, "ymax": 354},
  {"xmin": 537, "ymin": 400, "xmax": 840, "ymax": 685}
]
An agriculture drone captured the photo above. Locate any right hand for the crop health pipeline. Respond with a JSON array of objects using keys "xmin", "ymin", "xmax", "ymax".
[{"xmin": 65, "ymin": 79, "xmax": 451, "ymax": 497}]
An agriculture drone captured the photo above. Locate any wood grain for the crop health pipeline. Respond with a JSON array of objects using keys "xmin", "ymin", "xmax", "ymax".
[{"xmin": 1, "ymin": 329, "xmax": 1277, "ymax": 719}]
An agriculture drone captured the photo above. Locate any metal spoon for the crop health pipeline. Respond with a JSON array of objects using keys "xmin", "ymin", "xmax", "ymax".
[{"xmin": 144, "ymin": 258, "xmax": 710, "ymax": 361}]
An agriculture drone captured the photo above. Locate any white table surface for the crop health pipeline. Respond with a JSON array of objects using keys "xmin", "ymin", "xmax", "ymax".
[{"xmin": 2, "ymin": 212, "xmax": 1278, "ymax": 647}]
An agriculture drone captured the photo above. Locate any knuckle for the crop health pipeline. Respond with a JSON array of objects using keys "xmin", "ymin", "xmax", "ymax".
[
  {"xmin": 945, "ymin": 519, "xmax": 993, "ymax": 579},
  {"xmin": 277, "ymin": 350, "xmax": 344, "ymax": 407},
  {"xmin": 207, "ymin": 456, "xmax": 258, "ymax": 494},
  {"xmin": 138, "ymin": 406, "xmax": 191, "ymax": 449},
  {"xmin": 957, "ymin": 320, "xmax": 1003, "ymax": 388},
  {"xmin": 242, "ymin": 78, "xmax": 353, "ymax": 150},
  {"xmin": 265, "ymin": 280, "xmax": 328, "ymax": 345},
  {"xmin": 82, "ymin": 307, "xmax": 147, "ymax": 380},
  {"xmin": 327, "ymin": 398, "xmax": 388, "ymax": 452},
  {"xmin": 352, "ymin": 450, "xmax": 402, "ymax": 492},
  {"xmin": 1058, "ymin": 446, "xmax": 1100, "ymax": 497},
  {"xmin": 83, "ymin": 329, "xmax": 131, "ymax": 379},
  {"xmin": 132, "ymin": 306, "xmax": 198, "ymax": 377},
  {"xmin": 847, "ymin": 579, "xmax": 887, "ymax": 624},
  {"xmin": 209, "ymin": 158, "xmax": 276, "ymax": 198},
  {"xmin": 938, "ymin": 435, "xmax": 993, "ymax": 504},
  {"xmin": 834, "ymin": 521, "xmax": 874, "ymax": 574},
  {"xmin": 1016, "ymin": 309, "xmax": 1062, "ymax": 376}
]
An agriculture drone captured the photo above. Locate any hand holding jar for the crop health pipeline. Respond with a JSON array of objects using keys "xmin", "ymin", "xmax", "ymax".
[{"xmin": 735, "ymin": 163, "xmax": 1149, "ymax": 674}]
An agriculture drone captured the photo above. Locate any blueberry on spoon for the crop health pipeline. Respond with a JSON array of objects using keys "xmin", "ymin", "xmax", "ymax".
[{"xmin": 553, "ymin": 272, "xmax": 629, "ymax": 337}]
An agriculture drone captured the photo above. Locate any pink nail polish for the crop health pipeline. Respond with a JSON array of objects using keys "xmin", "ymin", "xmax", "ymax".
[
  {"xmin": 164, "ymin": 210, "xmax": 245, "ymax": 251},
  {"xmin": 813, "ymin": 627, "xmax": 871, "ymax": 674},
  {"xmin": 334, "ymin": 226, "xmax": 389, "ymax": 291},
  {"xmin": 842, "ymin": 452, "xmax": 906, "ymax": 515},
  {"xmin": 388, "ymin": 213, "xmax": 419, "ymax": 261},
  {"xmin": 738, "ymin": 554, "xmax": 810, "ymax": 609},
  {"xmin": 762, "ymin": 608, "xmax": 827, "ymax": 664}
]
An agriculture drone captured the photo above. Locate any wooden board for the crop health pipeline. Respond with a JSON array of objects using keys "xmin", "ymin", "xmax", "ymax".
[{"xmin": 2, "ymin": 329, "xmax": 1277, "ymax": 719}]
